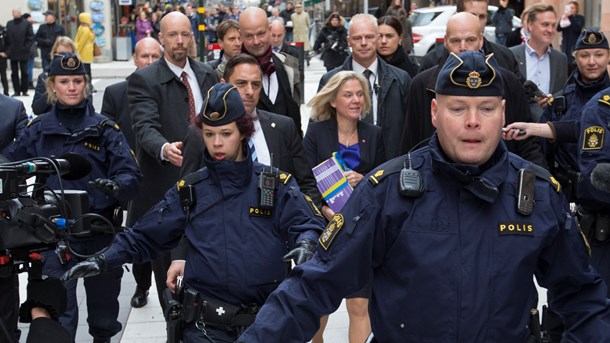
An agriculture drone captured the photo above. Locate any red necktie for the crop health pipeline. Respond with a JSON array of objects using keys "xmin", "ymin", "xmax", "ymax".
[{"xmin": 181, "ymin": 71, "xmax": 196, "ymax": 123}]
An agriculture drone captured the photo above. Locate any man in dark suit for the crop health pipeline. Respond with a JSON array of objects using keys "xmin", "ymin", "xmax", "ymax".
[
  {"xmin": 6, "ymin": 8, "xmax": 34, "ymax": 97},
  {"xmin": 0, "ymin": 94, "xmax": 26, "ymax": 343},
  {"xmin": 34, "ymin": 10, "xmax": 65, "ymax": 72},
  {"xmin": 399, "ymin": 12, "xmax": 545, "ymax": 168},
  {"xmin": 510, "ymin": 3, "xmax": 567, "ymax": 121},
  {"xmin": 319, "ymin": 13, "xmax": 410, "ymax": 159},
  {"xmin": 207, "ymin": 19, "xmax": 241, "ymax": 80},
  {"xmin": 101, "ymin": 37, "xmax": 162, "ymax": 310},
  {"xmin": 127, "ymin": 12, "xmax": 217, "ymax": 312},
  {"xmin": 269, "ymin": 18, "xmax": 299, "ymax": 57},
  {"xmin": 239, "ymin": 7, "xmax": 302, "ymax": 134}
]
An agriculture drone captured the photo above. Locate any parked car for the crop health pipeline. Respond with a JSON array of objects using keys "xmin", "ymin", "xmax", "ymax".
[{"xmin": 410, "ymin": 5, "xmax": 521, "ymax": 61}]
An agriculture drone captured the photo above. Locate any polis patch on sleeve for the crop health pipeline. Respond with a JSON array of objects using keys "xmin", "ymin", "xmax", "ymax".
[
  {"xmin": 582, "ymin": 126, "xmax": 604, "ymax": 150},
  {"xmin": 498, "ymin": 222, "xmax": 534, "ymax": 236},
  {"xmin": 319, "ymin": 213, "xmax": 344, "ymax": 250}
]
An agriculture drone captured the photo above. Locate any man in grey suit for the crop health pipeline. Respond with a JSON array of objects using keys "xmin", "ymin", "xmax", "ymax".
[
  {"xmin": 127, "ymin": 12, "xmax": 217, "ymax": 312},
  {"xmin": 319, "ymin": 13, "xmax": 410, "ymax": 159},
  {"xmin": 510, "ymin": 3, "xmax": 567, "ymax": 121}
]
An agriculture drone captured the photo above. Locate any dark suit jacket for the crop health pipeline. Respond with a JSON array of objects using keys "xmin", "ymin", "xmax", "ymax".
[
  {"xmin": 319, "ymin": 56, "xmax": 410, "ymax": 159},
  {"xmin": 180, "ymin": 109, "xmax": 323, "ymax": 209},
  {"xmin": 303, "ymin": 119, "xmax": 386, "ymax": 176},
  {"xmin": 127, "ymin": 57, "xmax": 217, "ymax": 225},
  {"xmin": 102, "ymin": 79, "xmax": 135, "ymax": 149},
  {"xmin": 510, "ymin": 43, "xmax": 568, "ymax": 95},
  {"xmin": 0, "ymin": 94, "xmax": 27, "ymax": 150}
]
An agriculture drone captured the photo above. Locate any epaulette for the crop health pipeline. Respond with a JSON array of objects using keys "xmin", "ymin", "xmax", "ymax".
[
  {"xmin": 527, "ymin": 163, "xmax": 561, "ymax": 193},
  {"xmin": 98, "ymin": 118, "xmax": 120, "ymax": 131},
  {"xmin": 598, "ymin": 91, "xmax": 610, "ymax": 107},
  {"xmin": 278, "ymin": 170, "xmax": 292, "ymax": 185},
  {"xmin": 176, "ymin": 171, "xmax": 205, "ymax": 191},
  {"xmin": 367, "ymin": 157, "xmax": 407, "ymax": 186}
]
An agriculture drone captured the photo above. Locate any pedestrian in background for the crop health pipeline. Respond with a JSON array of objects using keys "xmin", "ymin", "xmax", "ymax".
[
  {"xmin": 0, "ymin": 24, "xmax": 10, "ymax": 96},
  {"xmin": 6, "ymin": 8, "xmax": 33, "ymax": 97},
  {"xmin": 491, "ymin": 0, "xmax": 515, "ymax": 46},
  {"xmin": 557, "ymin": 0, "xmax": 585, "ymax": 73},
  {"xmin": 135, "ymin": 11, "xmax": 153, "ymax": 43},
  {"xmin": 74, "ymin": 12, "xmax": 95, "ymax": 92},
  {"xmin": 35, "ymin": 9, "xmax": 65, "ymax": 72},
  {"xmin": 291, "ymin": 3, "xmax": 311, "ymax": 52},
  {"xmin": 312, "ymin": 12, "xmax": 348, "ymax": 72}
]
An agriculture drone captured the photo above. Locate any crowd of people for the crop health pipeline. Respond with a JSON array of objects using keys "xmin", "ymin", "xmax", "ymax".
[{"xmin": 1, "ymin": 0, "xmax": 610, "ymax": 342}]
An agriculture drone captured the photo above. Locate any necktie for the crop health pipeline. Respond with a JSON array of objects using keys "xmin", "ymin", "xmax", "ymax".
[
  {"xmin": 362, "ymin": 69, "xmax": 374, "ymax": 125},
  {"xmin": 181, "ymin": 71, "xmax": 196, "ymax": 123},
  {"xmin": 249, "ymin": 138, "xmax": 258, "ymax": 162}
]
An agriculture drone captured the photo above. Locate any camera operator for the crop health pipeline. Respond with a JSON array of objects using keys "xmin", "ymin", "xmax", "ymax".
[
  {"xmin": 1, "ymin": 52, "xmax": 142, "ymax": 343},
  {"xmin": 0, "ymin": 94, "xmax": 27, "ymax": 342}
]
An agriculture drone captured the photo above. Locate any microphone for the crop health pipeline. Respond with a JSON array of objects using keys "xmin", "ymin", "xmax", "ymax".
[
  {"xmin": 523, "ymin": 80, "xmax": 548, "ymax": 98},
  {"xmin": 4, "ymin": 153, "xmax": 92, "ymax": 181},
  {"xmin": 591, "ymin": 163, "xmax": 610, "ymax": 193}
]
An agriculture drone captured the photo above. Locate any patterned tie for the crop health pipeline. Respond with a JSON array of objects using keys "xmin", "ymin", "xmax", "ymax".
[
  {"xmin": 249, "ymin": 138, "xmax": 258, "ymax": 162},
  {"xmin": 362, "ymin": 69, "xmax": 374, "ymax": 124},
  {"xmin": 181, "ymin": 71, "xmax": 196, "ymax": 123}
]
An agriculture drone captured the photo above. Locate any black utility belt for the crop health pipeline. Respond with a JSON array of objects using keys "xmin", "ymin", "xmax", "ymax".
[
  {"xmin": 577, "ymin": 208, "xmax": 610, "ymax": 243},
  {"xmin": 183, "ymin": 288, "xmax": 260, "ymax": 331}
]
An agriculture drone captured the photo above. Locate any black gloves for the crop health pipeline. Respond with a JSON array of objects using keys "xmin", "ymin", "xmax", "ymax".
[
  {"xmin": 88, "ymin": 178, "xmax": 120, "ymax": 197},
  {"xmin": 19, "ymin": 277, "xmax": 67, "ymax": 323},
  {"xmin": 283, "ymin": 239, "xmax": 317, "ymax": 265},
  {"xmin": 61, "ymin": 254, "xmax": 107, "ymax": 282}
]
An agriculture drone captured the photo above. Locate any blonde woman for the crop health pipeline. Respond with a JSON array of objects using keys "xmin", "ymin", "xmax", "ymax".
[{"xmin": 74, "ymin": 12, "xmax": 95, "ymax": 90}]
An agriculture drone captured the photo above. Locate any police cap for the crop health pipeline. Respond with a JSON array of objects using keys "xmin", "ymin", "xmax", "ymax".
[
  {"xmin": 199, "ymin": 83, "xmax": 246, "ymax": 126},
  {"xmin": 48, "ymin": 52, "xmax": 86, "ymax": 76},
  {"xmin": 435, "ymin": 51, "xmax": 504, "ymax": 97},
  {"xmin": 574, "ymin": 28, "xmax": 609, "ymax": 51}
]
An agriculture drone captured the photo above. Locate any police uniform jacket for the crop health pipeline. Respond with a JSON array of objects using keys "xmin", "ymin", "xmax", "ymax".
[
  {"xmin": 543, "ymin": 71, "xmax": 610, "ymax": 176},
  {"xmin": 104, "ymin": 147, "xmax": 325, "ymax": 306},
  {"xmin": 1, "ymin": 100, "xmax": 142, "ymax": 213},
  {"xmin": 239, "ymin": 136, "xmax": 610, "ymax": 342}
]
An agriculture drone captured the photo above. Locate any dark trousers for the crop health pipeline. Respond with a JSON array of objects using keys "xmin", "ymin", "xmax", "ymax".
[
  {"xmin": 182, "ymin": 323, "xmax": 241, "ymax": 343},
  {"xmin": 0, "ymin": 273, "xmax": 20, "ymax": 343},
  {"xmin": 41, "ymin": 53, "xmax": 51, "ymax": 73},
  {"xmin": 0, "ymin": 57, "xmax": 8, "ymax": 95},
  {"xmin": 10, "ymin": 59, "xmax": 28, "ymax": 94},
  {"xmin": 132, "ymin": 261, "xmax": 152, "ymax": 291},
  {"xmin": 152, "ymin": 253, "xmax": 172, "ymax": 315}
]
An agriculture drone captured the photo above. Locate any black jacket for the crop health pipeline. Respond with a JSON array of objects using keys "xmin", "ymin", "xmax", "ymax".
[
  {"xmin": 6, "ymin": 17, "xmax": 33, "ymax": 61},
  {"xmin": 35, "ymin": 22, "xmax": 66, "ymax": 59},
  {"xmin": 313, "ymin": 25, "xmax": 348, "ymax": 71},
  {"xmin": 380, "ymin": 47, "xmax": 417, "ymax": 78}
]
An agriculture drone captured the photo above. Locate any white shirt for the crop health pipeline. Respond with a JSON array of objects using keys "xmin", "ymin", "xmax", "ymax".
[
  {"xmin": 524, "ymin": 41, "xmax": 552, "ymax": 95},
  {"xmin": 352, "ymin": 59, "xmax": 379, "ymax": 124},
  {"xmin": 252, "ymin": 109, "xmax": 271, "ymax": 165}
]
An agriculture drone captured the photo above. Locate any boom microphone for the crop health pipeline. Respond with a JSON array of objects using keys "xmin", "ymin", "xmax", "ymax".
[
  {"xmin": 4, "ymin": 153, "xmax": 92, "ymax": 181},
  {"xmin": 523, "ymin": 80, "xmax": 548, "ymax": 98},
  {"xmin": 591, "ymin": 163, "xmax": 610, "ymax": 193}
]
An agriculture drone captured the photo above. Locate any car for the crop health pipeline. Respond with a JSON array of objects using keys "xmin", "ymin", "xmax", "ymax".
[{"xmin": 410, "ymin": 5, "xmax": 521, "ymax": 61}]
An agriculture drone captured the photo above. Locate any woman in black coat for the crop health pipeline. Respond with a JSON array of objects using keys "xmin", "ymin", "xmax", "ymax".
[
  {"xmin": 377, "ymin": 15, "xmax": 417, "ymax": 78},
  {"xmin": 312, "ymin": 12, "xmax": 348, "ymax": 72}
]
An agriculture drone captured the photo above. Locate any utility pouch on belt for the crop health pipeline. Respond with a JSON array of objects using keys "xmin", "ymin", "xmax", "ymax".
[
  {"xmin": 577, "ymin": 209, "xmax": 610, "ymax": 243},
  {"xmin": 595, "ymin": 213, "xmax": 610, "ymax": 242},
  {"xmin": 182, "ymin": 288, "xmax": 202, "ymax": 323}
]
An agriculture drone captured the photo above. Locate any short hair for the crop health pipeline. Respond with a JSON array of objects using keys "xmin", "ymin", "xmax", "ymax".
[
  {"xmin": 308, "ymin": 71, "xmax": 371, "ymax": 122},
  {"xmin": 217, "ymin": 19, "xmax": 240, "ymax": 41},
  {"xmin": 348, "ymin": 13, "xmax": 378, "ymax": 35},
  {"xmin": 378, "ymin": 15, "xmax": 403, "ymax": 36},
  {"xmin": 522, "ymin": 3, "xmax": 556, "ymax": 25},
  {"xmin": 456, "ymin": 0, "xmax": 488, "ymax": 13},
  {"xmin": 223, "ymin": 53, "xmax": 262, "ymax": 81}
]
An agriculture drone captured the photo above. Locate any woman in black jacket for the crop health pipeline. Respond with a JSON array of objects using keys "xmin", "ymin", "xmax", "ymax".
[
  {"xmin": 312, "ymin": 12, "xmax": 348, "ymax": 72},
  {"xmin": 377, "ymin": 15, "xmax": 417, "ymax": 78}
]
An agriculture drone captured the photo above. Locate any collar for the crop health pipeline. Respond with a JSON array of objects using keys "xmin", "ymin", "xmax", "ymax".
[
  {"xmin": 382, "ymin": 46, "xmax": 407, "ymax": 68},
  {"xmin": 574, "ymin": 70, "xmax": 610, "ymax": 93},
  {"xmin": 525, "ymin": 40, "xmax": 551, "ymax": 58},
  {"xmin": 165, "ymin": 56, "xmax": 195, "ymax": 79},
  {"xmin": 202, "ymin": 141, "xmax": 253, "ymax": 189},
  {"xmin": 352, "ymin": 58, "xmax": 379, "ymax": 76}
]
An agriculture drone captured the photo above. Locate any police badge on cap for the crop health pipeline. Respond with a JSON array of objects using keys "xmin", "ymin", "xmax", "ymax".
[
  {"xmin": 435, "ymin": 51, "xmax": 504, "ymax": 97},
  {"xmin": 48, "ymin": 52, "xmax": 86, "ymax": 76},
  {"xmin": 574, "ymin": 28, "xmax": 609, "ymax": 51},
  {"xmin": 199, "ymin": 83, "xmax": 246, "ymax": 126}
]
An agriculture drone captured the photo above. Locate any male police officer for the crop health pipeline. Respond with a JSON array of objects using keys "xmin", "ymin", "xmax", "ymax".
[{"xmin": 236, "ymin": 51, "xmax": 610, "ymax": 342}]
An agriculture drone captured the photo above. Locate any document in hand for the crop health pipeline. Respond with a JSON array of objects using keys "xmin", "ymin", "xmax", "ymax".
[{"xmin": 312, "ymin": 152, "xmax": 353, "ymax": 213}]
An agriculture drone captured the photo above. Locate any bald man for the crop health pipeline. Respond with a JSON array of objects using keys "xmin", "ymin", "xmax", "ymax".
[
  {"xmin": 399, "ymin": 12, "xmax": 545, "ymax": 168},
  {"xmin": 239, "ymin": 7, "xmax": 302, "ymax": 134},
  {"xmin": 126, "ymin": 12, "xmax": 218, "ymax": 313}
]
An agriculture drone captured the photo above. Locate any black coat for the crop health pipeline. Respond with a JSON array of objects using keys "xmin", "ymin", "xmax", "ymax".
[
  {"xmin": 380, "ymin": 46, "xmax": 417, "ymax": 78},
  {"xmin": 0, "ymin": 94, "xmax": 27, "ymax": 150},
  {"xmin": 35, "ymin": 22, "xmax": 66, "ymax": 59},
  {"xmin": 5, "ymin": 17, "xmax": 33, "ymax": 61},
  {"xmin": 313, "ymin": 25, "xmax": 348, "ymax": 71},
  {"xmin": 102, "ymin": 79, "xmax": 135, "ymax": 150},
  {"xmin": 126, "ymin": 57, "xmax": 218, "ymax": 225}
]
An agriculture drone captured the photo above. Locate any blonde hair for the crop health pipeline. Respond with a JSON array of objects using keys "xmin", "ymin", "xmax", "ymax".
[
  {"xmin": 50, "ymin": 36, "xmax": 79, "ymax": 60},
  {"xmin": 45, "ymin": 74, "xmax": 90, "ymax": 104},
  {"xmin": 308, "ymin": 71, "xmax": 371, "ymax": 122}
]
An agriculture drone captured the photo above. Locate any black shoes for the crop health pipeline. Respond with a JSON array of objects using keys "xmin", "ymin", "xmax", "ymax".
[
  {"xmin": 28, "ymin": 82, "xmax": 35, "ymax": 90},
  {"xmin": 130, "ymin": 287, "xmax": 149, "ymax": 308},
  {"xmin": 11, "ymin": 92, "xmax": 19, "ymax": 97}
]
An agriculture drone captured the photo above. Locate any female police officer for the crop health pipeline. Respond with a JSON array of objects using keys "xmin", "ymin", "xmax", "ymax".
[
  {"xmin": 62, "ymin": 83, "xmax": 325, "ymax": 342},
  {"xmin": 1, "ymin": 52, "xmax": 142, "ymax": 342}
]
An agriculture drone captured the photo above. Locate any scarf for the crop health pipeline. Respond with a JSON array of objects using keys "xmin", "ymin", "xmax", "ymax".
[{"xmin": 243, "ymin": 45, "xmax": 276, "ymax": 77}]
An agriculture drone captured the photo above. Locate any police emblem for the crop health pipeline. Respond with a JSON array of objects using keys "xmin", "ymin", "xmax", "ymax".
[
  {"xmin": 466, "ymin": 71, "xmax": 481, "ymax": 89},
  {"xmin": 209, "ymin": 111, "xmax": 220, "ymax": 120},
  {"xmin": 588, "ymin": 33, "xmax": 597, "ymax": 44},
  {"xmin": 582, "ymin": 126, "xmax": 604, "ymax": 150},
  {"xmin": 374, "ymin": 170, "xmax": 384, "ymax": 178},
  {"xmin": 319, "ymin": 213, "xmax": 344, "ymax": 250}
]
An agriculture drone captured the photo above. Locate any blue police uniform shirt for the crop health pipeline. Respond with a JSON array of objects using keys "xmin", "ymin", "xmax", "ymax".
[
  {"xmin": 577, "ymin": 86, "xmax": 610, "ymax": 212},
  {"xmin": 103, "ymin": 148, "xmax": 325, "ymax": 306},
  {"xmin": 238, "ymin": 135, "xmax": 610, "ymax": 342},
  {"xmin": 542, "ymin": 70, "xmax": 610, "ymax": 174},
  {"xmin": 1, "ymin": 100, "xmax": 141, "ymax": 213}
]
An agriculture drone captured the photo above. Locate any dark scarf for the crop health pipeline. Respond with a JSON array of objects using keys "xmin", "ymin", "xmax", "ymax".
[
  {"xmin": 243, "ymin": 45, "xmax": 276, "ymax": 77},
  {"xmin": 55, "ymin": 100, "xmax": 87, "ymax": 132}
]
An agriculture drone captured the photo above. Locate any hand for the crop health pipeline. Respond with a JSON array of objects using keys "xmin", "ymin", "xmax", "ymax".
[
  {"xmin": 344, "ymin": 171, "xmax": 364, "ymax": 188},
  {"xmin": 166, "ymin": 260, "xmax": 185, "ymax": 293},
  {"xmin": 61, "ymin": 255, "xmax": 106, "ymax": 281},
  {"xmin": 19, "ymin": 277, "xmax": 67, "ymax": 323},
  {"xmin": 502, "ymin": 122, "xmax": 554, "ymax": 141},
  {"xmin": 88, "ymin": 178, "xmax": 120, "ymax": 197},
  {"xmin": 321, "ymin": 205, "xmax": 335, "ymax": 222},
  {"xmin": 163, "ymin": 141, "xmax": 184, "ymax": 167},
  {"xmin": 283, "ymin": 239, "xmax": 317, "ymax": 265},
  {"xmin": 535, "ymin": 94, "xmax": 552, "ymax": 108}
]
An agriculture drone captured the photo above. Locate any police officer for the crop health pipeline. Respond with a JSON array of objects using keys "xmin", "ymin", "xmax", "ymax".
[
  {"xmin": 1, "ymin": 52, "xmax": 142, "ymax": 343},
  {"xmin": 61, "ymin": 83, "xmax": 325, "ymax": 343},
  {"xmin": 235, "ymin": 51, "xmax": 610, "ymax": 342},
  {"xmin": 541, "ymin": 28, "xmax": 610, "ymax": 202}
]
